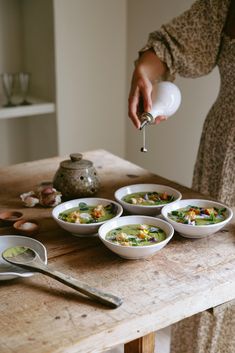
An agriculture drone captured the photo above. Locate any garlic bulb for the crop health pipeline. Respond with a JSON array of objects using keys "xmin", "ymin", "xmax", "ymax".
[{"xmin": 20, "ymin": 183, "xmax": 62, "ymax": 208}]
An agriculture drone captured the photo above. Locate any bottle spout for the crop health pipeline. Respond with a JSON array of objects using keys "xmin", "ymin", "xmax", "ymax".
[
  {"xmin": 139, "ymin": 112, "xmax": 154, "ymax": 130},
  {"xmin": 140, "ymin": 119, "xmax": 148, "ymax": 130}
]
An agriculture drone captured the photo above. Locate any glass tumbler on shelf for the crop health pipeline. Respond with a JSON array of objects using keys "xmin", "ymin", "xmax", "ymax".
[
  {"xmin": 18, "ymin": 72, "xmax": 32, "ymax": 105},
  {"xmin": 1, "ymin": 73, "xmax": 16, "ymax": 107}
]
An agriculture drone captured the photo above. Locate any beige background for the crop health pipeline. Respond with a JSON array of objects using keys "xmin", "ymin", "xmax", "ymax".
[{"xmin": 0, "ymin": 0, "xmax": 220, "ymax": 188}]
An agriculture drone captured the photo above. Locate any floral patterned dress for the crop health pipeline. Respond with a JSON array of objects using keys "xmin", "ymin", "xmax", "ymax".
[
  {"xmin": 141, "ymin": 0, "xmax": 235, "ymax": 207},
  {"xmin": 140, "ymin": 0, "xmax": 235, "ymax": 352}
]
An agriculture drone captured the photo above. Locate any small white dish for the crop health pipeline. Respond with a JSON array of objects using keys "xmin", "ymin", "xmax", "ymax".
[
  {"xmin": 13, "ymin": 219, "xmax": 40, "ymax": 236},
  {"xmin": 98, "ymin": 215, "xmax": 174, "ymax": 260},
  {"xmin": 52, "ymin": 198, "xmax": 123, "ymax": 237},
  {"xmin": 115, "ymin": 183, "xmax": 182, "ymax": 216},
  {"xmin": 161, "ymin": 199, "xmax": 233, "ymax": 239},
  {"xmin": 0, "ymin": 235, "xmax": 47, "ymax": 280}
]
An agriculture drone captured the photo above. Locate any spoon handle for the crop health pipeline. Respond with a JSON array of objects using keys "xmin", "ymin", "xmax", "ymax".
[{"xmin": 35, "ymin": 265, "xmax": 122, "ymax": 308}]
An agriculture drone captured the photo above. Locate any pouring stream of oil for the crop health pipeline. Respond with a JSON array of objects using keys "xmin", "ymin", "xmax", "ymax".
[{"xmin": 140, "ymin": 126, "xmax": 147, "ymax": 152}]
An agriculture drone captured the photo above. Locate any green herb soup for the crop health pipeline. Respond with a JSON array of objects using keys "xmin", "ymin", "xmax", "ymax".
[
  {"xmin": 168, "ymin": 206, "xmax": 227, "ymax": 225},
  {"xmin": 106, "ymin": 224, "xmax": 166, "ymax": 246},
  {"xmin": 122, "ymin": 191, "xmax": 174, "ymax": 206},
  {"xmin": 58, "ymin": 202, "xmax": 118, "ymax": 224}
]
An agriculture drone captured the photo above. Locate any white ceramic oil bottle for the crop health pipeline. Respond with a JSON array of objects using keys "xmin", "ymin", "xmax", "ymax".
[{"xmin": 140, "ymin": 81, "xmax": 181, "ymax": 152}]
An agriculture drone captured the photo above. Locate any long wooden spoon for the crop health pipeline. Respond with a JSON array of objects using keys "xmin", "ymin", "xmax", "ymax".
[{"xmin": 2, "ymin": 246, "xmax": 123, "ymax": 309}]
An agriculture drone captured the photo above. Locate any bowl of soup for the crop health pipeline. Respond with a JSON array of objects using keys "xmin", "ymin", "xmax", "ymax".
[
  {"xmin": 52, "ymin": 198, "xmax": 123, "ymax": 236},
  {"xmin": 98, "ymin": 215, "xmax": 174, "ymax": 259},
  {"xmin": 115, "ymin": 184, "xmax": 182, "ymax": 216},
  {"xmin": 161, "ymin": 199, "xmax": 233, "ymax": 239}
]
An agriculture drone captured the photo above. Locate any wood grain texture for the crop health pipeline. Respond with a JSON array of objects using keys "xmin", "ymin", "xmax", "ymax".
[
  {"xmin": 0, "ymin": 149, "xmax": 234, "ymax": 353},
  {"xmin": 124, "ymin": 333, "xmax": 155, "ymax": 353}
]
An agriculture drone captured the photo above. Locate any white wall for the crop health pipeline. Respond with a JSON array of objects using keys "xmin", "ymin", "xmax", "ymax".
[
  {"xmin": 21, "ymin": 0, "xmax": 58, "ymax": 161},
  {"xmin": 126, "ymin": 0, "xmax": 220, "ymax": 187},
  {"xmin": 53, "ymin": 0, "xmax": 127, "ymax": 158},
  {"xmin": 0, "ymin": 0, "xmax": 57, "ymax": 166},
  {"xmin": 0, "ymin": 0, "xmax": 27, "ymax": 165}
]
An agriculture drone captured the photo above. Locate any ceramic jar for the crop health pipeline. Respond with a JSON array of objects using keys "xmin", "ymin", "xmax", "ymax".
[{"xmin": 53, "ymin": 153, "xmax": 100, "ymax": 199}]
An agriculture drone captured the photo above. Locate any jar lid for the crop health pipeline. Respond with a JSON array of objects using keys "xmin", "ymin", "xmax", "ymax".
[{"xmin": 60, "ymin": 153, "xmax": 93, "ymax": 170}]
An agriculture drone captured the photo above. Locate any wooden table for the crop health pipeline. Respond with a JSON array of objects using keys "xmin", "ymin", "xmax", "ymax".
[{"xmin": 0, "ymin": 149, "xmax": 234, "ymax": 353}]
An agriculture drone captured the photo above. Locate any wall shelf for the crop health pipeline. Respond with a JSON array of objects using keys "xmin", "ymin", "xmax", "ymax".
[{"xmin": 0, "ymin": 98, "xmax": 55, "ymax": 120}]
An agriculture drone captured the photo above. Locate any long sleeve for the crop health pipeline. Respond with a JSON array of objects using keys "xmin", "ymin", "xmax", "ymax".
[{"xmin": 140, "ymin": 0, "xmax": 230, "ymax": 78}]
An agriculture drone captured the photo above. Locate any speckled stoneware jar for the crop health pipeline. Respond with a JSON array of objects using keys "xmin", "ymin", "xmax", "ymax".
[{"xmin": 53, "ymin": 153, "xmax": 100, "ymax": 199}]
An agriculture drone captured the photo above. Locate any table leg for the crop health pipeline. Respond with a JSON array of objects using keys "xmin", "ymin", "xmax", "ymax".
[{"xmin": 124, "ymin": 332, "xmax": 155, "ymax": 353}]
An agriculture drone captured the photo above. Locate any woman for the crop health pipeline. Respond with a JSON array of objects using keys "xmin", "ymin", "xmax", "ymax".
[
  {"xmin": 128, "ymin": 0, "xmax": 235, "ymax": 352},
  {"xmin": 128, "ymin": 0, "xmax": 235, "ymax": 207}
]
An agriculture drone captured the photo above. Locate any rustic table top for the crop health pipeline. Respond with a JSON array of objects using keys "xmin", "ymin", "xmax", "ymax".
[{"xmin": 0, "ymin": 149, "xmax": 234, "ymax": 353}]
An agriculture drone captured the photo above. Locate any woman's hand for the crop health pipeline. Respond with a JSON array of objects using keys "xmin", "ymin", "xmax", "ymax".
[
  {"xmin": 128, "ymin": 67, "xmax": 153, "ymax": 129},
  {"xmin": 128, "ymin": 49, "xmax": 168, "ymax": 129}
]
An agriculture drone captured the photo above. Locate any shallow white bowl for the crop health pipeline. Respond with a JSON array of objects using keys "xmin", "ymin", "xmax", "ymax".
[
  {"xmin": 161, "ymin": 199, "xmax": 233, "ymax": 239},
  {"xmin": 98, "ymin": 215, "xmax": 174, "ymax": 260},
  {"xmin": 115, "ymin": 184, "xmax": 182, "ymax": 216},
  {"xmin": 0, "ymin": 235, "xmax": 47, "ymax": 280},
  {"xmin": 52, "ymin": 198, "xmax": 123, "ymax": 237}
]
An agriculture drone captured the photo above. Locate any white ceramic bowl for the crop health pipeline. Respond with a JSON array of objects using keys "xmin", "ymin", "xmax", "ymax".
[
  {"xmin": 98, "ymin": 215, "xmax": 174, "ymax": 260},
  {"xmin": 0, "ymin": 235, "xmax": 47, "ymax": 281},
  {"xmin": 115, "ymin": 184, "xmax": 182, "ymax": 216},
  {"xmin": 161, "ymin": 199, "xmax": 233, "ymax": 239},
  {"xmin": 52, "ymin": 198, "xmax": 123, "ymax": 237}
]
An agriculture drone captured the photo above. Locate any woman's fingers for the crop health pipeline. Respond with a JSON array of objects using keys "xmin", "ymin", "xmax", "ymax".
[
  {"xmin": 128, "ymin": 80, "xmax": 168, "ymax": 128},
  {"xmin": 128, "ymin": 86, "xmax": 141, "ymax": 129},
  {"xmin": 128, "ymin": 72, "xmax": 167, "ymax": 129},
  {"xmin": 155, "ymin": 115, "xmax": 168, "ymax": 124},
  {"xmin": 128, "ymin": 77, "xmax": 153, "ymax": 129},
  {"xmin": 140, "ymin": 80, "xmax": 152, "ymax": 113}
]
